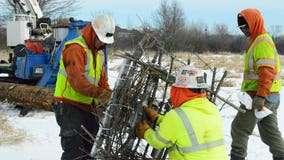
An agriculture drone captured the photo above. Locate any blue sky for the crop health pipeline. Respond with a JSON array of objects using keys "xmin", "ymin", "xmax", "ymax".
[{"xmin": 73, "ymin": 0, "xmax": 284, "ymax": 34}]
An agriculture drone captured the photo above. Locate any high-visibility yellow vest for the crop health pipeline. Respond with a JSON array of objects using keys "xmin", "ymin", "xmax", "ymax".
[
  {"xmin": 54, "ymin": 36, "xmax": 105, "ymax": 105},
  {"xmin": 144, "ymin": 98, "xmax": 228, "ymax": 160},
  {"xmin": 241, "ymin": 33, "xmax": 281, "ymax": 92}
]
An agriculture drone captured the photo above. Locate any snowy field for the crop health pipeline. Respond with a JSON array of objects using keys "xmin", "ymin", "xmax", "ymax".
[{"xmin": 0, "ymin": 54, "xmax": 284, "ymax": 160}]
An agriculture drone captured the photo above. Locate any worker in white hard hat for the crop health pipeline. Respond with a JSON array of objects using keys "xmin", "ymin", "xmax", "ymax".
[
  {"xmin": 53, "ymin": 14, "xmax": 115, "ymax": 160},
  {"xmin": 136, "ymin": 65, "xmax": 229, "ymax": 160}
]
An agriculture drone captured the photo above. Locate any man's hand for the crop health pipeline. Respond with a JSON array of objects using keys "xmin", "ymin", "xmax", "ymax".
[
  {"xmin": 252, "ymin": 96, "xmax": 265, "ymax": 111},
  {"xmin": 135, "ymin": 120, "xmax": 150, "ymax": 139},
  {"xmin": 99, "ymin": 89, "xmax": 112, "ymax": 104},
  {"xmin": 143, "ymin": 106, "xmax": 159, "ymax": 123}
]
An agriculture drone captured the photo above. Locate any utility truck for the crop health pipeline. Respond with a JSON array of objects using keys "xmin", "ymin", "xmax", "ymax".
[{"xmin": 0, "ymin": 0, "xmax": 91, "ymax": 88}]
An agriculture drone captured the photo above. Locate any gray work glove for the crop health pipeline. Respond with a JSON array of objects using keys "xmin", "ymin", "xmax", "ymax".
[{"xmin": 252, "ymin": 96, "xmax": 265, "ymax": 111}]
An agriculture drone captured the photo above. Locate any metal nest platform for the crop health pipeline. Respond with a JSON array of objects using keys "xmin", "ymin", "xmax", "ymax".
[{"xmin": 87, "ymin": 32, "xmax": 243, "ymax": 160}]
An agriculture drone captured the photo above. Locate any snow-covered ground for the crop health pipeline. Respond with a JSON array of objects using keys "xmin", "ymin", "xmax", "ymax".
[{"xmin": 0, "ymin": 56, "xmax": 284, "ymax": 160}]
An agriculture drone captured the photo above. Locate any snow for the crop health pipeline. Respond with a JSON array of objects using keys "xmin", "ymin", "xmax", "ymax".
[
  {"xmin": 0, "ymin": 105, "xmax": 61, "ymax": 159},
  {"xmin": 0, "ymin": 57, "xmax": 284, "ymax": 160}
]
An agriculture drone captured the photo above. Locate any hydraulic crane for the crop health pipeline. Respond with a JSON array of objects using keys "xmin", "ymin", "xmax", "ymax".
[{"xmin": 1, "ymin": 0, "xmax": 90, "ymax": 88}]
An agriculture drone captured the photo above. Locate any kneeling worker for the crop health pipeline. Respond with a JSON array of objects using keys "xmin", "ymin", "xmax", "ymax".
[{"xmin": 136, "ymin": 65, "xmax": 228, "ymax": 160}]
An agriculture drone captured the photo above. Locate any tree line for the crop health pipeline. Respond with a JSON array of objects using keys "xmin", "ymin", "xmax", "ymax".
[
  {"xmin": 113, "ymin": 0, "xmax": 284, "ymax": 54},
  {"xmin": 1, "ymin": 0, "xmax": 284, "ymax": 54},
  {"xmin": 114, "ymin": 0, "xmax": 284, "ymax": 54}
]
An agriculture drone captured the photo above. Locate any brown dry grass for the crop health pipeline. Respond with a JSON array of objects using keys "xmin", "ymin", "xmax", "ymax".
[
  {"xmin": 2, "ymin": 48, "xmax": 284, "ymax": 86},
  {"xmin": 110, "ymin": 50, "xmax": 284, "ymax": 87},
  {"xmin": 173, "ymin": 52, "xmax": 284, "ymax": 87},
  {"xmin": 222, "ymin": 80, "xmax": 236, "ymax": 87},
  {"xmin": 174, "ymin": 52, "xmax": 243, "ymax": 71},
  {"xmin": 0, "ymin": 111, "xmax": 26, "ymax": 145}
]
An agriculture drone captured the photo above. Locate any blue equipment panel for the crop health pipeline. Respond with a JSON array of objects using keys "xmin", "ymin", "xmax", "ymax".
[{"xmin": 15, "ymin": 50, "xmax": 49, "ymax": 79}]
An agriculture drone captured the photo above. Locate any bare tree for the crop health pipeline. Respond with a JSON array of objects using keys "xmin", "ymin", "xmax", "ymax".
[
  {"xmin": 37, "ymin": 0, "xmax": 81, "ymax": 18},
  {"xmin": 213, "ymin": 24, "xmax": 229, "ymax": 37},
  {"xmin": 269, "ymin": 25, "xmax": 282, "ymax": 41},
  {"xmin": 0, "ymin": 3, "xmax": 4, "ymax": 48},
  {"xmin": 0, "ymin": 0, "xmax": 81, "ymax": 19},
  {"xmin": 0, "ymin": 10, "xmax": 8, "ymax": 49},
  {"xmin": 0, "ymin": 0, "xmax": 12, "ymax": 16},
  {"xmin": 210, "ymin": 24, "xmax": 231, "ymax": 52},
  {"xmin": 183, "ymin": 22, "xmax": 208, "ymax": 53},
  {"xmin": 153, "ymin": 0, "xmax": 185, "ymax": 51}
]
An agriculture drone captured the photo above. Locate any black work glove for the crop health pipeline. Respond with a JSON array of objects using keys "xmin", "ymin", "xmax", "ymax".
[{"xmin": 252, "ymin": 96, "xmax": 265, "ymax": 111}]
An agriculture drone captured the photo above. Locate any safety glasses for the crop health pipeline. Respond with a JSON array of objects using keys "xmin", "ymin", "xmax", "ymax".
[
  {"xmin": 238, "ymin": 24, "xmax": 249, "ymax": 30},
  {"xmin": 106, "ymin": 32, "xmax": 113, "ymax": 37}
]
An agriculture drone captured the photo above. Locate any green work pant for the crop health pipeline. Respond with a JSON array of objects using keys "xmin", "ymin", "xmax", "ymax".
[{"xmin": 230, "ymin": 94, "xmax": 284, "ymax": 158}]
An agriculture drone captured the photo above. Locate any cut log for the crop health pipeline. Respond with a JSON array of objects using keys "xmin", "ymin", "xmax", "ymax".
[{"xmin": 0, "ymin": 82, "xmax": 54, "ymax": 111}]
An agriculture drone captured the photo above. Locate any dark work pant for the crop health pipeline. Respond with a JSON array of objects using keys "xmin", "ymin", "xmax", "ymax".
[
  {"xmin": 231, "ymin": 94, "xmax": 284, "ymax": 158},
  {"xmin": 53, "ymin": 102, "xmax": 99, "ymax": 160}
]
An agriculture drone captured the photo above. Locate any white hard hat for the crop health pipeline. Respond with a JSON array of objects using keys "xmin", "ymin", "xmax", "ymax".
[
  {"xmin": 173, "ymin": 65, "xmax": 208, "ymax": 89},
  {"xmin": 91, "ymin": 14, "xmax": 115, "ymax": 44}
]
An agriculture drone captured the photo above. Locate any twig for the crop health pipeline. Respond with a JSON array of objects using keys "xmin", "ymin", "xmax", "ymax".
[
  {"xmin": 81, "ymin": 125, "xmax": 96, "ymax": 141},
  {"xmin": 206, "ymin": 89, "xmax": 246, "ymax": 113}
]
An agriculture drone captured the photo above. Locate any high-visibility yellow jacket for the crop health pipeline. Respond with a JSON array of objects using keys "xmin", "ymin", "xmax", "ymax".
[
  {"xmin": 54, "ymin": 36, "xmax": 104, "ymax": 107},
  {"xmin": 144, "ymin": 97, "xmax": 228, "ymax": 160},
  {"xmin": 241, "ymin": 33, "xmax": 281, "ymax": 93}
]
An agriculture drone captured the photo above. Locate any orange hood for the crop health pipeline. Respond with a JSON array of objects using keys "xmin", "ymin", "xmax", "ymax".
[
  {"xmin": 170, "ymin": 86, "xmax": 206, "ymax": 108},
  {"xmin": 238, "ymin": 8, "xmax": 266, "ymax": 48}
]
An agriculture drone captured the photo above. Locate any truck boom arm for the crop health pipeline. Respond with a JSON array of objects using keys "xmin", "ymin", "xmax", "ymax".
[{"xmin": 8, "ymin": 0, "xmax": 43, "ymax": 18}]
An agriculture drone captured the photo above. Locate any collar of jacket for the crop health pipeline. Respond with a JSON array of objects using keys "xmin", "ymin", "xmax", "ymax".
[
  {"xmin": 170, "ymin": 86, "xmax": 206, "ymax": 108},
  {"xmin": 82, "ymin": 24, "xmax": 106, "ymax": 54}
]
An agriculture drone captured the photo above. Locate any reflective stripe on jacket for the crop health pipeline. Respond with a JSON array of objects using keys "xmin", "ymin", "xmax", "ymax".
[
  {"xmin": 54, "ymin": 36, "xmax": 104, "ymax": 105},
  {"xmin": 241, "ymin": 33, "xmax": 281, "ymax": 92},
  {"xmin": 144, "ymin": 98, "xmax": 228, "ymax": 160}
]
